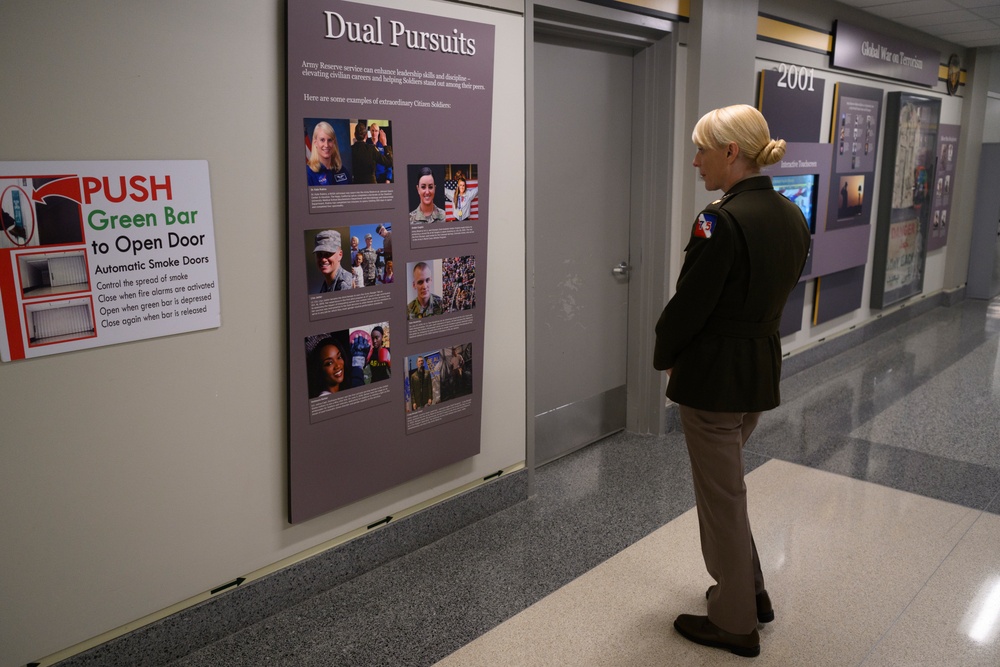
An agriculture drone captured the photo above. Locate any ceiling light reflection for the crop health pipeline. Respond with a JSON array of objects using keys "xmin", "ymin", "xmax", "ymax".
[{"xmin": 969, "ymin": 578, "xmax": 1000, "ymax": 644}]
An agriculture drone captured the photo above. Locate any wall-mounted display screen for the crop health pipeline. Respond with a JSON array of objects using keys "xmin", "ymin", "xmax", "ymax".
[{"xmin": 773, "ymin": 173, "xmax": 818, "ymax": 234}]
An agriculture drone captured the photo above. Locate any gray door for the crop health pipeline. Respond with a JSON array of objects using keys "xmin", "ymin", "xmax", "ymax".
[
  {"xmin": 969, "ymin": 143, "xmax": 1000, "ymax": 299},
  {"xmin": 533, "ymin": 34, "xmax": 634, "ymax": 464}
]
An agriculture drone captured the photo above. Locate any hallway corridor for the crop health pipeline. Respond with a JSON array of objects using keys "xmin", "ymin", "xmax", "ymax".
[{"xmin": 164, "ymin": 297, "xmax": 1000, "ymax": 666}]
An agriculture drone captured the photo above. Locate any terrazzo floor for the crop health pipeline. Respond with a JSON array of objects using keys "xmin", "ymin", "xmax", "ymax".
[{"xmin": 168, "ymin": 296, "xmax": 1000, "ymax": 666}]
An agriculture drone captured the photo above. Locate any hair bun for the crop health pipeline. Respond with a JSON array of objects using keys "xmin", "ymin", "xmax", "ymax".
[{"xmin": 756, "ymin": 139, "xmax": 786, "ymax": 166}]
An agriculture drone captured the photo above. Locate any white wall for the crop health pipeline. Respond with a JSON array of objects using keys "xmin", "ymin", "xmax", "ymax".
[{"xmin": 0, "ymin": 1, "xmax": 525, "ymax": 665}]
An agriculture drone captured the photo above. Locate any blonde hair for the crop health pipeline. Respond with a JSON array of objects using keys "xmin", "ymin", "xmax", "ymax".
[
  {"xmin": 692, "ymin": 104, "xmax": 785, "ymax": 167},
  {"xmin": 308, "ymin": 122, "xmax": 342, "ymax": 173}
]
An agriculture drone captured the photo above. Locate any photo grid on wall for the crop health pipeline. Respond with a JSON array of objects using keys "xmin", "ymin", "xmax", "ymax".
[{"xmin": 286, "ymin": 0, "xmax": 496, "ymax": 523}]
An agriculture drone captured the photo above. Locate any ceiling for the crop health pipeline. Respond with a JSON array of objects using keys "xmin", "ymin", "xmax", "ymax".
[{"xmin": 835, "ymin": 0, "xmax": 1000, "ymax": 49}]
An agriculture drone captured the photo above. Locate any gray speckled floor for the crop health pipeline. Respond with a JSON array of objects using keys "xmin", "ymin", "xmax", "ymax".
[
  {"xmin": 164, "ymin": 297, "xmax": 1000, "ymax": 667},
  {"xmin": 753, "ymin": 298, "xmax": 1000, "ymax": 511}
]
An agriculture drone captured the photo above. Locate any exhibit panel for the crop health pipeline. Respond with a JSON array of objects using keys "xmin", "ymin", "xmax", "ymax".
[{"xmin": 286, "ymin": 0, "xmax": 499, "ymax": 522}]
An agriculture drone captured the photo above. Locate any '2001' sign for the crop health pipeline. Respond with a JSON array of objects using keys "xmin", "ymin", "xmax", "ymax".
[{"xmin": 776, "ymin": 63, "xmax": 816, "ymax": 91}]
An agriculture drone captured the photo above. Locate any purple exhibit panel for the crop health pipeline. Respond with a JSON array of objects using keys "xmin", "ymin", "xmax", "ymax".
[{"xmin": 286, "ymin": 0, "xmax": 496, "ymax": 523}]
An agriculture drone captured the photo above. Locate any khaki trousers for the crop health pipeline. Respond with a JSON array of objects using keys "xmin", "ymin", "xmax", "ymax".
[{"xmin": 679, "ymin": 405, "xmax": 765, "ymax": 635}]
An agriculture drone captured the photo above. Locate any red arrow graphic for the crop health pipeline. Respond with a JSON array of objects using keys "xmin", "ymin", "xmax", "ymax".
[{"xmin": 31, "ymin": 176, "xmax": 82, "ymax": 204}]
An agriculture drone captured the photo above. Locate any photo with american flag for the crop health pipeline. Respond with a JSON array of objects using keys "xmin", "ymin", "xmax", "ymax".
[
  {"xmin": 443, "ymin": 164, "xmax": 479, "ymax": 222},
  {"xmin": 407, "ymin": 164, "xmax": 481, "ymax": 225}
]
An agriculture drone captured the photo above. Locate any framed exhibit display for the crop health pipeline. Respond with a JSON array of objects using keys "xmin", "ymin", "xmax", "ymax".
[
  {"xmin": 286, "ymin": 0, "xmax": 496, "ymax": 522},
  {"xmin": 871, "ymin": 92, "xmax": 941, "ymax": 309}
]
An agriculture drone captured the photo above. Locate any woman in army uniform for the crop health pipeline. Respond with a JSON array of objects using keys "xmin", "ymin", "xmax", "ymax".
[{"xmin": 655, "ymin": 104, "xmax": 810, "ymax": 658}]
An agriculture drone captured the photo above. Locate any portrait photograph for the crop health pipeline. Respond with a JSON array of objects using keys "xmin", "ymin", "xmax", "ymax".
[
  {"xmin": 304, "ymin": 118, "xmax": 353, "ymax": 187},
  {"xmin": 406, "ymin": 163, "xmax": 481, "ymax": 224},
  {"xmin": 405, "ymin": 258, "xmax": 445, "ymax": 320},
  {"xmin": 305, "ymin": 226, "xmax": 352, "ymax": 294},
  {"xmin": 305, "ymin": 330, "xmax": 362, "ymax": 400},
  {"xmin": 407, "ymin": 164, "xmax": 448, "ymax": 224}
]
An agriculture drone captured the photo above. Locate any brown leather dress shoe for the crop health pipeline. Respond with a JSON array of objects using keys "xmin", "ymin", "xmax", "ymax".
[
  {"xmin": 706, "ymin": 585, "xmax": 775, "ymax": 623},
  {"xmin": 674, "ymin": 614, "xmax": 760, "ymax": 657}
]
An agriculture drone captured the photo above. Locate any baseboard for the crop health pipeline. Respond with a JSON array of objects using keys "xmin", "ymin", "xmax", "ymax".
[{"xmin": 52, "ymin": 469, "xmax": 528, "ymax": 667}]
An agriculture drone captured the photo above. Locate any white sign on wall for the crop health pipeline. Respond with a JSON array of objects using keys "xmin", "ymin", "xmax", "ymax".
[{"xmin": 0, "ymin": 160, "xmax": 220, "ymax": 361}]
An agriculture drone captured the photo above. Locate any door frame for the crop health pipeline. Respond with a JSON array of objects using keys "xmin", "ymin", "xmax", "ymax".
[{"xmin": 525, "ymin": 0, "xmax": 678, "ymax": 485}]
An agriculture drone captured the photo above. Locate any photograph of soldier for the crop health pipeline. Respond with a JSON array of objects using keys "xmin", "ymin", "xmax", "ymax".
[
  {"xmin": 408, "ymin": 165, "xmax": 447, "ymax": 224},
  {"xmin": 360, "ymin": 233, "xmax": 378, "ymax": 286},
  {"xmin": 426, "ymin": 350, "xmax": 444, "ymax": 404},
  {"xmin": 406, "ymin": 353, "xmax": 435, "ymax": 412},
  {"xmin": 406, "ymin": 260, "xmax": 446, "ymax": 320},
  {"xmin": 307, "ymin": 228, "xmax": 354, "ymax": 293}
]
